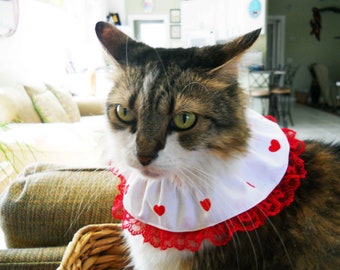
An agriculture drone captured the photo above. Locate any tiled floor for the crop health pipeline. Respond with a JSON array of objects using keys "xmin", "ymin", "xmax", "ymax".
[
  {"xmin": 284, "ymin": 102, "xmax": 340, "ymax": 143},
  {"xmin": 251, "ymin": 99, "xmax": 340, "ymax": 143}
]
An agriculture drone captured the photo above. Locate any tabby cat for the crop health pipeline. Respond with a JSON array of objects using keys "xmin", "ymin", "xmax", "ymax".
[{"xmin": 95, "ymin": 21, "xmax": 339, "ymax": 270}]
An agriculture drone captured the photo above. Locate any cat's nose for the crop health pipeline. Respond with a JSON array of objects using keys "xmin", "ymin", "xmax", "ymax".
[{"xmin": 137, "ymin": 155, "xmax": 157, "ymax": 166}]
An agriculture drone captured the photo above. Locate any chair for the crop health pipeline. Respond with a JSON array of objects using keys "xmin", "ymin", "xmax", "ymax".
[
  {"xmin": 247, "ymin": 70, "xmax": 271, "ymax": 115},
  {"xmin": 270, "ymin": 64, "xmax": 299, "ymax": 127},
  {"xmin": 312, "ymin": 63, "xmax": 337, "ymax": 108}
]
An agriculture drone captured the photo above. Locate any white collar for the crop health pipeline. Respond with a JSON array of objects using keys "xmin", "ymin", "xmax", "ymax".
[{"xmin": 121, "ymin": 110, "xmax": 289, "ymax": 232}]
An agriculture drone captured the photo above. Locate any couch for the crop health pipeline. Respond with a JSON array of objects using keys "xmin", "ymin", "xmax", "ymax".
[
  {"xmin": 0, "ymin": 162, "xmax": 120, "ymax": 269},
  {"xmin": 0, "ymin": 82, "xmax": 109, "ymax": 185},
  {"xmin": 0, "ymin": 81, "xmax": 120, "ymax": 268}
]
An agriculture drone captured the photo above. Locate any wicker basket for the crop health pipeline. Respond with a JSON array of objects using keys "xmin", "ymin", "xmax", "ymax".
[{"xmin": 58, "ymin": 223, "xmax": 131, "ymax": 270}]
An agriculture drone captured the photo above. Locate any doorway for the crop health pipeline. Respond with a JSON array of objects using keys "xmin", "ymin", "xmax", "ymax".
[
  {"xmin": 267, "ymin": 16, "xmax": 285, "ymax": 70},
  {"xmin": 128, "ymin": 15, "xmax": 169, "ymax": 48}
]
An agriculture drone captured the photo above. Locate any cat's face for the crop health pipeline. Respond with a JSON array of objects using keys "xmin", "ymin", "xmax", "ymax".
[{"xmin": 96, "ymin": 22, "xmax": 260, "ymax": 180}]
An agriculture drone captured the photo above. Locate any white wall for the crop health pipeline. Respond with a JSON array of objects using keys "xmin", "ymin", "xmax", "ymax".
[
  {"xmin": 0, "ymin": 0, "xmax": 108, "ymax": 84},
  {"xmin": 181, "ymin": 0, "xmax": 266, "ymax": 45},
  {"xmin": 0, "ymin": 0, "xmax": 66, "ymax": 83},
  {"xmin": 124, "ymin": 0, "xmax": 266, "ymax": 48},
  {"xmin": 107, "ymin": 0, "xmax": 126, "ymax": 24},
  {"xmin": 126, "ymin": 0, "xmax": 180, "ymax": 16}
]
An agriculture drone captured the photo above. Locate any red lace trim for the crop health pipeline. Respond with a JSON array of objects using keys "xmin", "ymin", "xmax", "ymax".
[{"xmin": 111, "ymin": 124, "xmax": 306, "ymax": 252}]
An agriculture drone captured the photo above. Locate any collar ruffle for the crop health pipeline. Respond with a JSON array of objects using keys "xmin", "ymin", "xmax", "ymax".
[{"xmin": 111, "ymin": 114, "xmax": 306, "ymax": 252}]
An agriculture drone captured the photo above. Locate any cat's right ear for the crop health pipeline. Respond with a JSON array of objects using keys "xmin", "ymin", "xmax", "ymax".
[{"xmin": 95, "ymin": 21, "xmax": 149, "ymax": 66}]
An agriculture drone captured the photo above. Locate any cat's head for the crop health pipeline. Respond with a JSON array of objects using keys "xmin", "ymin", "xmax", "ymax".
[{"xmin": 96, "ymin": 22, "xmax": 260, "ymax": 180}]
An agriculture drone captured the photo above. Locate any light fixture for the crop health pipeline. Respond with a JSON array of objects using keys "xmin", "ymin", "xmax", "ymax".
[{"xmin": 0, "ymin": 0, "xmax": 19, "ymax": 37}]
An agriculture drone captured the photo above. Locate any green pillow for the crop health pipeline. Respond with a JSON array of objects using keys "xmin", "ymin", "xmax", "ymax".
[
  {"xmin": 46, "ymin": 84, "xmax": 81, "ymax": 122},
  {"xmin": 25, "ymin": 86, "xmax": 70, "ymax": 123},
  {"xmin": 0, "ymin": 93, "xmax": 20, "ymax": 123},
  {"xmin": 0, "ymin": 84, "xmax": 41, "ymax": 123},
  {"xmin": 32, "ymin": 90, "xmax": 70, "ymax": 123}
]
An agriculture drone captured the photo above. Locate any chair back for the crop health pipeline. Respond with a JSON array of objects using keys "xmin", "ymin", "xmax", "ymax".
[
  {"xmin": 284, "ymin": 64, "xmax": 299, "ymax": 88},
  {"xmin": 247, "ymin": 70, "xmax": 271, "ymax": 115},
  {"xmin": 248, "ymin": 70, "xmax": 271, "ymax": 91},
  {"xmin": 270, "ymin": 64, "xmax": 299, "ymax": 90},
  {"xmin": 313, "ymin": 63, "xmax": 334, "ymax": 106}
]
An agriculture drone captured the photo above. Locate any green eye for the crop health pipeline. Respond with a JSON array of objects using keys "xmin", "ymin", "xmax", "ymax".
[
  {"xmin": 172, "ymin": 112, "xmax": 197, "ymax": 130},
  {"xmin": 115, "ymin": 105, "xmax": 135, "ymax": 123}
]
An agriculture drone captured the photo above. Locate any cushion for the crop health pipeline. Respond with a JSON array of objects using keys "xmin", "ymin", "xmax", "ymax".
[
  {"xmin": 0, "ymin": 246, "xmax": 66, "ymax": 270},
  {"xmin": 0, "ymin": 84, "xmax": 41, "ymax": 123},
  {"xmin": 0, "ymin": 163, "xmax": 119, "ymax": 248},
  {"xmin": 73, "ymin": 96, "xmax": 105, "ymax": 116},
  {"xmin": 46, "ymin": 84, "xmax": 81, "ymax": 122},
  {"xmin": 0, "ymin": 94, "xmax": 20, "ymax": 123},
  {"xmin": 25, "ymin": 85, "xmax": 70, "ymax": 123}
]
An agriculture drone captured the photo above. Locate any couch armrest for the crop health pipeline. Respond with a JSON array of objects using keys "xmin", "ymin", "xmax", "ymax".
[
  {"xmin": 0, "ymin": 246, "xmax": 66, "ymax": 270},
  {"xmin": 73, "ymin": 96, "xmax": 105, "ymax": 116},
  {"xmin": 0, "ymin": 163, "xmax": 119, "ymax": 248}
]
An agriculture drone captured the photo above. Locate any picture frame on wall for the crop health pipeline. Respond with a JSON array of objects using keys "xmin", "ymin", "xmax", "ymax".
[
  {"xmin": 106, "ymin": 12, "xmax": 121, "ymax": 25},
  {"xmin": 170, "ymin": 25, "xmax": 181, "ymax": 39},
  {"xmin": 170, "ymin": 9, "xmax": 181, "ymax": 23}
]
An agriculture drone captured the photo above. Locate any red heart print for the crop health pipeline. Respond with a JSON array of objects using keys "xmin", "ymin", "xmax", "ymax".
[
  {"xmin": 246, "ymin": 182, "xmax": 256, "ymax": 188},
  {"xmin": 269, "ymin": 139, "xmax": 281, "ymax": 152},
  {"xmin": 200, "ymin": 198, "xmax": 211, "ymax": 211},
  {"xmin": 153, "ymin": 205, "xmax": 165, "ymax": 216},
  {"xmin": 124, "ymin": 185, "xmax": 130, "ymax": 195}
]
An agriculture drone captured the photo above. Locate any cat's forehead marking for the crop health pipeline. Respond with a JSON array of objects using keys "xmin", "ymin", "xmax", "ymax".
[{"xmin": 142, "ymin": 69, "xmax": 159, "ymax": 93}]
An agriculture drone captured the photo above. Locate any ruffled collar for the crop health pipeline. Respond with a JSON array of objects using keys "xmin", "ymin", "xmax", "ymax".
[{"xmin": 111, "ymin": 111, "xmax": 306, "ymax": 252}]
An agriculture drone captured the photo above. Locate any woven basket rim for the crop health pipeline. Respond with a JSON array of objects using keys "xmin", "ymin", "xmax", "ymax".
[{"xmin": 58, "ymin": 223, "xmax": 130, "ymax": 270}]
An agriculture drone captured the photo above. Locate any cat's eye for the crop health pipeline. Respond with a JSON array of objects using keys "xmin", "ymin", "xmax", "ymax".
[
  {"xmin": 172, "ymin": 112, "xmax": 197, "ymax": 130},
  {"xmin": 115, "ymin": 105, "xmax": 135, "ymax": 123}
]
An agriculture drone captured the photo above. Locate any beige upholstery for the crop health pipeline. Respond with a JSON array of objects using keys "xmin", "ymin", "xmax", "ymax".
[
  {"xmin": 0, "ymin": 82, "xmax": 106, "ymax": 178},
  {"xmin": 0, "ymin": 82, "xmax": 104, "ymax": 124},
  {"xmin": 46, "ymin": 84, "xmax": 81, "ymax": 122},
  {"xmin": 0, "ymin": 163, "xmax": 120, "ymax": 268},
  {"xmin": 0, "ymin": 84, "xmax": 41, "ymax": 123},
  {"xmin": 0, "ymin": 246, "xmax": 66, "ymax": 270},
  {"xmin": 73, "ymin": 96, "xmax": 106, "ymax": 116},
  {"xmin": 313, "ymin": 63, "xmax": 337, "ymax": 107}
]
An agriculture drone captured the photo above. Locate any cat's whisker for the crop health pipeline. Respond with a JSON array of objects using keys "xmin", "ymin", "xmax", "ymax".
[
  {"xmin": 180, "ymin": 81, "xmax": 209, "ymax": 95},
  {"xmin": 62, "ymin": 169, "xmax": 114, "ymax": 236},
  {"xmin": 179, "ymin": 165, "xmax": 215, "ymax": 193},
  {"xmin": 153, "ymin": 49, "xmax": 171, "ymax": 94},
  {"xmin": 253, "ymin": 206, "xmax": 294, "ymax": 270},
  {"xmin": 51, "ymin": 168, "xmax": 112, "ymax": 235},
  {"xmin": 251, "ymin": 226, "xmax": 264, "ymax": 262},
  {"xmin": 229, "ymin": 230, "xmax": 242, "ymax": 270},
  {"xmin": 125, "ymin": 36, "xmax": 129, "ymax": 67},
  {"xmin": 233, "ymin": 214, "xmax": 260, "ymax": 270}
]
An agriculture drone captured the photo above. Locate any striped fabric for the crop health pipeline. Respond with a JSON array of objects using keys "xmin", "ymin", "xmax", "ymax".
[{"xmin": 0, "ymin": 163, "xmax": 119, "ymax": 268}]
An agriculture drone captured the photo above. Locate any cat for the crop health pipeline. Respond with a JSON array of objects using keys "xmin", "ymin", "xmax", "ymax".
[{"xmin": 95, "ymin": 21, "xmax": 340, "ymax": 270}]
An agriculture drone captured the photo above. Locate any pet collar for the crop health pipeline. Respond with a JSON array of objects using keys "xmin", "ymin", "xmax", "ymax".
[{"xmin": 111, "ymin": 110, "xmax": 306, "ymax": 251}]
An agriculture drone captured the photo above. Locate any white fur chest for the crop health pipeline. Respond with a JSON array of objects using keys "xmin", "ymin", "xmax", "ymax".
[{"xmin": 124, "ymin": 231, "xmax": 194, "ymax": 270}]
